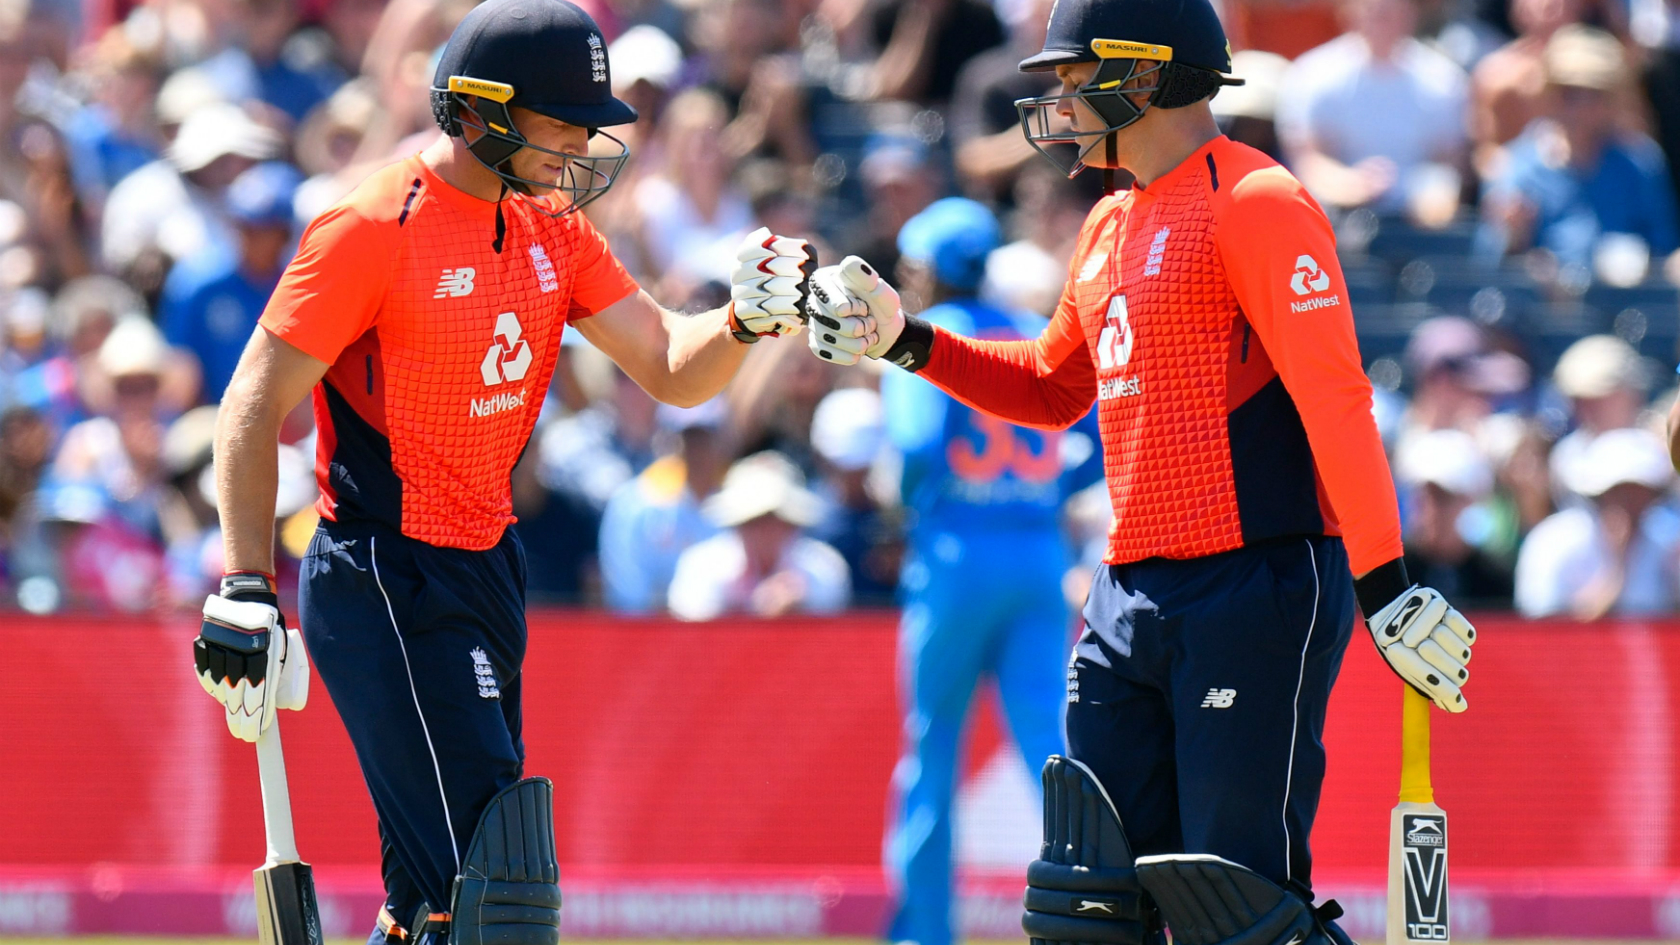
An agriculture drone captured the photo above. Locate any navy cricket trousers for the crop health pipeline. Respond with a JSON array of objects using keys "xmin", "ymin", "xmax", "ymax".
[
  {"xmin": 299, "ymin": 518, "xmax": 529, "ymax": 929},
  {"xmin": 1067, "ymin": 535, "xmax": 1356, "ymax": 896}
]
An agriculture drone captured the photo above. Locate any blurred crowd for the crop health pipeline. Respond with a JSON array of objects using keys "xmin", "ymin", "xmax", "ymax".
[{"xmin": 0, "ymin": 0, "xmax": 1678, "ymax": 617}]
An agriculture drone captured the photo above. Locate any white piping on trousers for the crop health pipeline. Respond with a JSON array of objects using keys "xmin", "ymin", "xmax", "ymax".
[
  {"xmin": 1281, "ymin": 539, "xmax": 1320, "ymax": 881},
  {"xmin": 371, "ymin": 536, "xmax": 461, "ymax": 871}
]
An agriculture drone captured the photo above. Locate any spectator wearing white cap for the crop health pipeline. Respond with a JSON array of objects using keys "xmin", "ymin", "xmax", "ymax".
[
  {"xmin": 160, "ymin": 161, "xmax": 303, "ymax": 402},
  {"xmin": 1396, "ymin": 428, "xmax": 1514, "ymax": 607},
  {"xmin": 1515, "ymin": 427, "xmax": 1680, "ymax": 617},
  {"xmin": 810, "ymin": 386, "xmax": 900, "ymax": 605},
  {"xmin": 667, "ymin": 450, "xmax": 851, "ymax": 621},
  {"xmin": 1549, "ymin": 334, "xmax": 1649, "ymax": 502},
  {"xmin": 100, "ymin": 102, "xmax": 280, "ymax": 273},
  {"xmin": 610, "ymin": 25, "xmax": 682, "ymax": 128},
  {"xmin": 598, "ymin": 398, "xmax": 732, "ymax": 613}
]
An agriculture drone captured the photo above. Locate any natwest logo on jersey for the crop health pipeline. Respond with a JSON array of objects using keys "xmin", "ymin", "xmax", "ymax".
[
  {"xmin": 1289, "ymin": 255, "xmax": 1330, "ymax": 295},
  {"xmin": 480, "ymin": 311, "xmax": 533, "ymax": 386},
  {"xmin": 1095, "ymin": 294, "xmax": 1134, "ymax": 369},
  {"xmin": 1095, "ymin": 294, "xmax": 1142, "ymax": 402},
  {"xmin": 1288, "ymin": 254, "xmax": 1341, "ymax": 313}
]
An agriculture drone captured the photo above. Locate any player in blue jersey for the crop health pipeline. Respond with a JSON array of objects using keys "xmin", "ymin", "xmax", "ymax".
[{"xmin": 881, "ymin": 198, "xmax": 1100, "ymax": 945}]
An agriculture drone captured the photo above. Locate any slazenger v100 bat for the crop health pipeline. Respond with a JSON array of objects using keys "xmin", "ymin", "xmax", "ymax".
[
  {"xmin": 254, "ymin": 720, "xmax": 324, "ymax": 945},
  {"xmin": 1388, "ymin": 686, "xmax": 1448, "ymax": 945}
]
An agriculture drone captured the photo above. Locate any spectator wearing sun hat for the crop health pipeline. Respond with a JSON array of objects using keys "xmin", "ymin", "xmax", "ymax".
[
  {"xmin": 45, "ymin": 317, "xmax": 179, "ymax": 543},
  {"xmin": 160, "ymin": 161, "xmax": 302, "ymax": 402},
  {"xmin": 667, "ymin": 451, "xmax": 850, "ymax": 621},
  {"xmin": 1515, "ymin": 427, "xmax": 1680, "ymax": 617},
  {"xmin": 1549, "ymin": 334, "xmax": 1649, "ymax": 503},
  {"xmin": 100, "ymin": 102, "xmax": 280, "ymax": 274},
  {"xmin": 1478, "ymin": 25, "xmax": 1680, "ymax": 265}
]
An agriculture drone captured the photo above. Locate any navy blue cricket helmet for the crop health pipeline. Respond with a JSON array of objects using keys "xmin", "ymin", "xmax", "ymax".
[
  {"xmin": 1015, "ymin": 0, "xmax": 1242, "ymax": 177},
  {"xmin": 430, "ymin": 0, "xmax": 637, "ymax": 213}
]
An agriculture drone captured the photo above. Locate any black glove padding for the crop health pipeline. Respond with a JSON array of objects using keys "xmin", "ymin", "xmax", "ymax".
[{"xmin": 194, "ymin": 572, "xmax": 286, "ymax": 690}]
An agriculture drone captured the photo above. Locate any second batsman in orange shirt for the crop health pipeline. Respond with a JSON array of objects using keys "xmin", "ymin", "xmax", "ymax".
[
  {"xmin": 188, "ymin": 1, "xmax": 815, "ymax": 941},
  {"xmin": 807, "ymin": 1, "xmax": 1480, "ymax": 945}
]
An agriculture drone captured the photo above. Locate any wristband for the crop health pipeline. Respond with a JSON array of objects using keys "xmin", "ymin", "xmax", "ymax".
[
  {"xmin": 881, "ymin": 315, "xmax": 935, "ymax": 373},
  {"xmin": 1353, "ymin": 557, "xmax": 1411, "ymax": 619},
  {"xmin": 221, "ymin": 570, "xmax": 278, "ymax": 606},
  {"xmin": 726, "ymin": 304, "xmax": 762, "ymax": 345}
]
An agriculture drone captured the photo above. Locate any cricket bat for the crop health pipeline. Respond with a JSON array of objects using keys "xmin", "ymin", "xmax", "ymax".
[
  {"xmin": 254, "ymin": 720, "xmax": 324, "ymax": 945},
  {"xmin": 1387, "ymin": 687, "xmax": 1449, "ymax": 944}
]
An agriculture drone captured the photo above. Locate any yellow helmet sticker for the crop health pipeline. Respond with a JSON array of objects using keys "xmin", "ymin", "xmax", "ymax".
[
  {"xmin": 1090, "ymin": 39, "xmax": 1175, "ymax": 61},
  {"xmin": 448, "ymin": 76, "xmax": 516, "ymax": 103}
]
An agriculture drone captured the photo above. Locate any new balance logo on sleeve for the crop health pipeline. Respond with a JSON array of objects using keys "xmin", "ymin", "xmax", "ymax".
[
  {"xmin": 434, "ymin": 267, "xmax": 476, "ymax": 298},
  {"xmin": 1201, "ymin": 688, "xmax": 1236, "ymax": 708}
]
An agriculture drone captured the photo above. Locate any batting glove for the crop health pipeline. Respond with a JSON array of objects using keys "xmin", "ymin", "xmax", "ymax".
[
  {"xmin": 729, "ymin": 227, "xmax": 817, "ymax": 343},
  {"xmin": 1357, "ymin": 561, "xmax": 1477, "ymax": 713},
  {"xmin": 804, "ymin": 262, "xmax": 876, "ymax": 365},
  {"xmin": 195, "ymin": 573, "xmax": 310, "ymax": 742},
  {"xmin": 807, "ymin": 256, "xmax": 937, "ymax": 372}
]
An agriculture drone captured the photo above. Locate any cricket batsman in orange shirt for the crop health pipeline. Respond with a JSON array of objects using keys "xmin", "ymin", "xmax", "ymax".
[
  {"xmin": 806, "ymin": 1, "xmax": 1481, "ymax": 943},
  {"xmin": 186, "ymin": 1, "xmax": 816, "ymax": 941}
]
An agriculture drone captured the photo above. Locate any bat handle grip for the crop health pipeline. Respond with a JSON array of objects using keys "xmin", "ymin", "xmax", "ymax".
[
  {"xmin": 256, "ymin": 722, "xmax": 302, "ymax": 866},
  {"xmin": 1398, "ymin": 686, "xmax": 1434, "ymax": 805}
]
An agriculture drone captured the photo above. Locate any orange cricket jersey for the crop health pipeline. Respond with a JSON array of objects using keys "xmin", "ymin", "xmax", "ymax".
[
  {"xmin": 918, "ymin": 136, "xmax": 1403, "ymax": 575},
  {"xmin": 259, "ymin": 155, "xmax": 638, "ymax": 550}
]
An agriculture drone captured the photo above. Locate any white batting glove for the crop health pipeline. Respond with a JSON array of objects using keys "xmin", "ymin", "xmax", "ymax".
[
  {"xmin": 805, "ymin": 264, "xmax": 875, "ymax": 364},
  {"xmin": 196, "ymin": 594, "xmax": 310, "ymax": 742},
  {"xmin": 806, "ymin": 256, "xmax": 910, "ymax": 367},
  {"xmin": 1366, "ymin": 585, "xmax": 1477, "ymax": 713},
  {"xmin": 729, "ymin": 227, "xmax": 816, "ymax": 342}
]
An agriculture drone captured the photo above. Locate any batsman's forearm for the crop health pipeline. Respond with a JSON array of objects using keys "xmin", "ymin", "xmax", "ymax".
[
  {"xmin": 917, "ymin": 326, "xmax": 1096, "ymax": 431},
  {"xmin": 215, "ymin": 378, "xmax": 285, "ymax": 577},
  {"xmin": 657, "ymin": 306, "xmax": 751, "ymax": 408}
]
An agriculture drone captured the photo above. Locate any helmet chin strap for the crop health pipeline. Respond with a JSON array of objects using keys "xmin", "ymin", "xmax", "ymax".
[
  {"xmin": 492, "ymin": 181, "xmax": 507, "ymax": 253},
  {"xmin": 1104, "ymin": 132, "xmax": 1117, "ymax": 194}
]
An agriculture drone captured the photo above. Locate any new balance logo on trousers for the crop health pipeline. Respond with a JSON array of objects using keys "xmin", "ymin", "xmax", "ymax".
[{"xmin": 1201, "ymin": 688, "xmax": 1236, "ymax": 708}]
